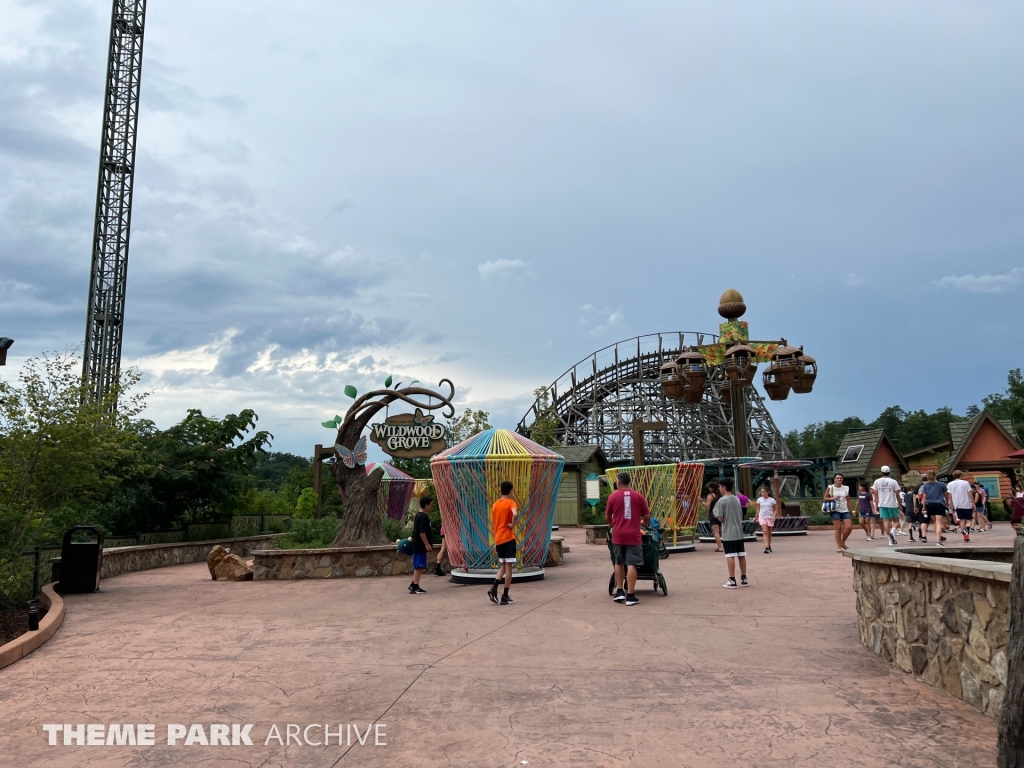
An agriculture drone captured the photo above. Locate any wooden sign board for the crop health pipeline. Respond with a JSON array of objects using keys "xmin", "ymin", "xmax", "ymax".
[{"xmin": 369, "ymin": 409, "xmax": 447, "ymax": 459}]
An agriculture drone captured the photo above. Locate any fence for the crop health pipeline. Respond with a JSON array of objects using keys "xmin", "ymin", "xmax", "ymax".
[{"xmin": 13, "ymin": 516, "xmax": 293, "ymax": 602}]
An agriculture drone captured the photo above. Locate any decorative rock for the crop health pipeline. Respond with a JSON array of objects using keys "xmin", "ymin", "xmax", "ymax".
[
  {"xmin": 974, "ymin": 595, "xmax": 993, "ymax": 629},
  {"xmin": 992, "ymin": 649, "xmax": 1008, "ymax": 687},
  {"xmin": 207, "ymin": 545, "xmax": 229, "ymax": 580},
  {"xmin": 910, "ymin": 645, "xmax": 928, "ymax": 676},
  {"xmin": 214, "ymin": 554, "xmax": 253, "ymax": 581}
]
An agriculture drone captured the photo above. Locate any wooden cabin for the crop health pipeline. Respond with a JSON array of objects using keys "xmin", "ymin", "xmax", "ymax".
[
  {"xmin": 554, "ymin": 445, "xmax": 609, "ymax": 525},
  {"xmin": 937, "ymin": 411, "xmax": 1021, "ymax": 501},
  {"xmin": 834, "ymin": 429, "xmax": 908, "ymax": 486}
]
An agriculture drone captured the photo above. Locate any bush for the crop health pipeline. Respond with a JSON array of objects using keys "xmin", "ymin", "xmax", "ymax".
[
  {"xmin": 271, "ymin": 515, "xmax": 339, "ymax": 549},
  {"xmin": 807, "ymin": 513, "xmax": 832, "ymax": 526},
  {"xmin": 580, "ymin": 505, "xmax": 605, "ymax": 525},
  {"xmin": 991, "ymin": 502, "xmax": 1010, "ymax": 522},
  {"xmin": 382, "ymin": 517, "xmax": 406, "ymax": 541}
]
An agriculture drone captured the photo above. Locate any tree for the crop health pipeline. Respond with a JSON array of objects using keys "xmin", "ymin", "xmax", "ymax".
[
  {"xmin": 445, "ymin": 408, "xmax": 492, "ymax": 447},
  {"xmin": 785, "ymin": 416, "xmax": 867, "ymax": 458},
  {"xmin": 140, "ymin": 409, "xmax": 273, "ymax": 527},
  {"xmin": 984, "ymin": 368, "xmax": 1024, "ymax": 442},
  {"xmin": 0, "ymin": 353, "xmax": 147, "ymax": 604},
  {"xmin": 528, "ymin": 386, "xmax": 561, "ymax": 448}
]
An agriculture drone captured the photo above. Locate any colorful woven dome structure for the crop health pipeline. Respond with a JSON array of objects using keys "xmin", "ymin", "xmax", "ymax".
[
  {"xmin": 610, "ymin": 463, "xmax": 705, "ymax": 531},
  {"xmin": 366, "ymin": 462, "xmax": 415, "ymax": 521},
  {"xmin": 431, "ymin": 429, "xmax": 564, "ymax": 570}
]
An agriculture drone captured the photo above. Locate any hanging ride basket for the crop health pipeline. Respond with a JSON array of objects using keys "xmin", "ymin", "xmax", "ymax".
[
  {"xmin": 768, "ymin": 342, "xmax": 802, "ymax": 387},
  {"xmin": 791, "ymin": 353, "xmax": 817, "ymax": 393},
  {"xmin": 660, "ymin": 362, "xmax": 686, "ymax": 400},
  {"xmin": 762, "ymin": 365, "xmax": 791, "ymax": 401},
  {"xmin": 723, "ymin": 344, "xmax": 757, "ymax": 387},
  {"xmin": 675, "ymin": 349, "xmax": 707, "ymax": 403}
]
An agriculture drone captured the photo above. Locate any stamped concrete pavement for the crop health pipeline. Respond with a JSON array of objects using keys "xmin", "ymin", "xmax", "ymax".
[{"xmin": 0, "ymin": 524, "xmax": 1011, "ymax": 767}]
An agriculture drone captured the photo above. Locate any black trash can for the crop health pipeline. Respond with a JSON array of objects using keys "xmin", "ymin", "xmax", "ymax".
[{"xmin": 58, "ymin": 526, "xmax": 104, "ymax": 593}]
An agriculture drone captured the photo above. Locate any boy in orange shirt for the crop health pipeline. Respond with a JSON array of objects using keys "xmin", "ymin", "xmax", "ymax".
[{"xmin": 488, "ymin": 480, "xmax": 518, "ymax": 606}]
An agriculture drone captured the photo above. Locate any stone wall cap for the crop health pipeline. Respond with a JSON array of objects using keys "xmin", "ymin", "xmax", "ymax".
[
  {"xmin": 104, "ymin": 534, "xmax": 277, "ymax": 554},
  {"xmin": 252, "ymin": 545, "xmax": 402, "ymax": 556},
  {"xmin": 843, "ymin": 547, "xmax": 1011, "ymax": 582}
]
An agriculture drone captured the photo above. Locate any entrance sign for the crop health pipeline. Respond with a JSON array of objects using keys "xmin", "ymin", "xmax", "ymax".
[{"xmin": 369, "ymin": 409, "xmax": 447, "ymax": 459}]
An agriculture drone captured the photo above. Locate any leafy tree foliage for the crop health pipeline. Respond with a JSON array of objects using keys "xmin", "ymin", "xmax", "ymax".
[
  {"xmin": 528, "ymin": 386, "xmax": 561, "ymax": 448},
  {"xmin": 983, "ymin": 368, "xmax": 1024, "ymax": 442},
  {"xmin": 445, "ymin": 408, "xmax": 492, "ymax": 447}
]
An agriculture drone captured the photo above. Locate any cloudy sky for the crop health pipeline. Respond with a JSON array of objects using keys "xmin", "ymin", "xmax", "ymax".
[{"xmin": 2, "ymin": 0, "xmax": 1022, "ymax": 456}]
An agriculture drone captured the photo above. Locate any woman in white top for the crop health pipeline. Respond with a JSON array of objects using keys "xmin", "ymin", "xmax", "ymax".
[
  {"xmin": 756, "ymin": 486, "xmax": 777, "ymax": 554},
  {"xmin": 824, "ymin": 472, "xmax": 853, "ymax": 553}
]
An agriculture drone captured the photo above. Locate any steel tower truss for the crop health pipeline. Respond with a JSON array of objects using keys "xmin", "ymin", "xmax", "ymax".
[
  {"xmin": 82, "ymin": 0, "xmax": 147, "ymax": 401},
  {"xmin": 516, "ymin": 332, "xmax": 791, "ymax": 464}
]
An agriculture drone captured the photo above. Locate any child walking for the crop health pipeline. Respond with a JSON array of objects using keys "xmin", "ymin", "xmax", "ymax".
[
  {"xmin": 716, "ymin": 477, "xmax": 748, "ymax": 588},
  {"xmin": 488, "ymin": 480, "xmax": 518, "ymax": 606},
  {"xmin": 409, "ymin": 495, "xmax": 433, "ymax": 594},
  {"xmin": 756, "ymin": 486, "xmax": 777, "ymax": 553}
]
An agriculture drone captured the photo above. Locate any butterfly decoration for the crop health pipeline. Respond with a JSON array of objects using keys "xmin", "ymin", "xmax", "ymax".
[
  {"xmin": 412, "ymin": 408, "xmax": 435, "ymax": 426},
  {"xmin": 335, "ymin": 436, "xmax": 368, "ymax": 469}
]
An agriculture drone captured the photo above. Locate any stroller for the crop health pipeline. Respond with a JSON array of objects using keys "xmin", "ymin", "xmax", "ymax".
[{"xmin": 607, "ymin": 521, "xmax": 669, "ymax": 596}]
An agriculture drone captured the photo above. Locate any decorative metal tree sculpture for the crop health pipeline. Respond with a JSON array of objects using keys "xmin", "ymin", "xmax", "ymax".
[{"xmin": 325, "ymin": 379, "xmax": 455, "ymax": 547}]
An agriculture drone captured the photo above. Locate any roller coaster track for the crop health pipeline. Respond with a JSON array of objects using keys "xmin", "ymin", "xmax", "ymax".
[{"xmin": 516, "ymin": 331, "xmax": 790, "ymax": 465}]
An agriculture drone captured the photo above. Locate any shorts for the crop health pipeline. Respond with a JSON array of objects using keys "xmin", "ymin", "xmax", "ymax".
[
  {"xmin": 926, "ymin": 502, "xmax": 947, "ymax": 518},
  {"xmin": 879, "ymin": 507, "xmax": 900, "ymax": 520},
  {"xmin": 722, "ymin": 539, "xmax": 746, "ymax": 558},
  {"xmin": 495, "ymin": 540, "xmax": 517, "ymax": 563},
  {"xmin": 830, "ymin": 511, "xmax": 852, "ymax": 521},
  {"xmin": 758, "ymin": 517, "xmax": 775, "ymax": 527},
  {"xmin": 975, "ymin": 506, "xmax": 986, "ymax": 516},
  {"xmin": 612, "ymin": 543, "xmax": 644, "ymax": 568},
  {"xmin": 956, "ymin": 508, "xmax": 974, "ymax": 521},
  {"xmin": 412, "ymin": 553, "xmax": 427, "ymax": 571},
  {"xmin": 859, "ymin": 509, "xmax": 876, "ymax": 518},
  {"xmin": 908, "ymin": 508, "xmax": 927, "ymax": 525}
]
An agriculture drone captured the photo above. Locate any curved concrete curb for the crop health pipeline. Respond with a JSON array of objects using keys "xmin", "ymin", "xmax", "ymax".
[{"xmin": 0, "ymin": 583, "xmax": 64, "ymax": 672}]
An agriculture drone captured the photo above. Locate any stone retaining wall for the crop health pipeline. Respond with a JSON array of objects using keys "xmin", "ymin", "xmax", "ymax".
[
  {"xmin": 848, "ymin": 549, "xmax": 1010, "ymax": 717},
  {"xmin": 101, "ymin": 535, "xmax": 279, "ymax": 579},
  {"xmin": 253, "ymin": 537, "xmax": 565, "ymax": 580}
]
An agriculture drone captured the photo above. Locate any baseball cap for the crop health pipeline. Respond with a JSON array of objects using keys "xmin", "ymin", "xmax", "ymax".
[{"xmin": 881, "ymin": 465, "xmax": 891, "ymax": 473}]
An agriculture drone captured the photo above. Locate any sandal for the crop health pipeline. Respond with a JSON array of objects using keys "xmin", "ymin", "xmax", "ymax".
[{"xmin": 714, "ymin": 548, "xmax": 722, "ymax": 552}]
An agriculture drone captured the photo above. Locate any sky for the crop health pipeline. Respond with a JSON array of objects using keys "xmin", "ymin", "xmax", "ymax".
[{"xmin": 1, "ymin": 0, "xmax": 1022, "ymax": 458}]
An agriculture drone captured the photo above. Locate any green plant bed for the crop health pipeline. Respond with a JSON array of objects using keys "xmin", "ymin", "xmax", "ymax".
[{"xmin": 270, "ymin": 516, "xmax": 340, "ymax": 550}]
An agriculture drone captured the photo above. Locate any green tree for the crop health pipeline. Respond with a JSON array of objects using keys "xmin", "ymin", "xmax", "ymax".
[
  {"xmin": 388, "ymin": 456, "xmax": 433, "ymax": 479},
  {"xmin": 0, "ymin": 353, "xmax": 147, "ymax": 604},
  {"xmin": 445, "ymin": 408, "xmax": 492, "ymax": 447},
  {"xmin": 784, "ymin": 416, "xmax": 867, "ymax": 458},
  {"xmin": 528, "ymin": 386, "xmax": 561, "ymax": 448},
  {"xmin": 983, "ymin": 368, "xmax": 1024, "ymax": 442},
  {"xmin": 139, "ymin": 409, "xmax": 273, "ymax": 527}
]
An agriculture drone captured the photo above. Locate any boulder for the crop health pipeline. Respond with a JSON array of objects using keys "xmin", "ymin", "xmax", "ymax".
[
  {"xmin": 207, "ymin": 545, "xmax": 229, "ymax": 580},
  {"xmin": 214, "ymin": 553, "xmax": 253, "ymax": 581}
]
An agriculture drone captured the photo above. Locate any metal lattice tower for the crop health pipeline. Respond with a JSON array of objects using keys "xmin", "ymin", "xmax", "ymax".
[
  {"xmin": 82, "ymin": 0, "xmax": 147, "ymax": 401},
  {"xmin": 516, "ymin": 332, "xmax": 791, "ymax": 464}
]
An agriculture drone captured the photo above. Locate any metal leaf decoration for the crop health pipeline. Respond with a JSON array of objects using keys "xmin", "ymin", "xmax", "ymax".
[
  {"xmin": 321, "ymin": 420, "xmax": 337, "ymax": 429},
  {"xmin": 344, "ymin": 385, "xmax": 357, "ymax": 399},
  {"xmin": 384, "ymin": 375, "xmax": 393, "ymax": 388}
]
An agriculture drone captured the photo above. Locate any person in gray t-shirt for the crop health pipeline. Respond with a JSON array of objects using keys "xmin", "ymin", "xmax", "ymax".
[{"xmin": 715, "ymin": 477, "xmax": 748, "ymax": 588}]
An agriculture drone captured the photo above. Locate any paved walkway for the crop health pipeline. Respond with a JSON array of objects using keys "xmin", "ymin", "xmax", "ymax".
[{"xmin": 0, "ymin": 525, "xmax": 1013, "ymax": 767}]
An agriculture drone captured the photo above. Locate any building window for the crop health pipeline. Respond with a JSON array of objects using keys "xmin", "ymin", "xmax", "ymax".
[
  {"xmin": 974, "ymin": 473, "xmax": 1001, "ymax": 499},
  {"xmin": 841, "ymin": 445, "xmax": 864, "ymax": 463}
]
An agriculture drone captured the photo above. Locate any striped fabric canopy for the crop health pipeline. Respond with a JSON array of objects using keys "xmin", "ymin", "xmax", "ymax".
[
  {"xmin": 610, "ymin": 463, "xmax": 705, "ymax": 530},
  {"xmin": 431, "ymin": 429, "xmax": 564, "ymax": 569},
  {"xmin": 366, "ymin": 462, "xmax": 415, "ymax": 521}
]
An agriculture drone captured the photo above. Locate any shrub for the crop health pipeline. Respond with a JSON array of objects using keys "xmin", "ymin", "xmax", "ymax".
[
  {"xmin": 271, "ymin": 515, "xmax": 339, "ymax": 549},
  {"xmin": 580, "ymin": 505, "xmax": 605, "ymax": 526},
  {"xmin": 807, "ymin": 513, "xmax": 832, "ymax": 526},
  {"xmin": 382, "ymin": 517, "xmax": 406, "ymax": 541}
]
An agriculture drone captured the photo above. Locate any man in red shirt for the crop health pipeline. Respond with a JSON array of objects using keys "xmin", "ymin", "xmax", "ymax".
[{"xmin": 605, "ymin": 471, "xmax": 651, "ymax": 606}]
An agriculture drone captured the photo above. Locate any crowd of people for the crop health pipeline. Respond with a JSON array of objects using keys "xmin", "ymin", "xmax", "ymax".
[{"xmin": 404, "ymin": 466, "xmax": 1021, "ymax": 606}]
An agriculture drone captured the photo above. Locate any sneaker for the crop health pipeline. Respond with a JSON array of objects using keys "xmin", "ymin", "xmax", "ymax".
[
  {"xmin": 740, "ymin": 576, "xmax": 749, "ymax": 587},
  {"xmin": 964, "ymin": 533, "xmax": 970, "ymax": 543},
  {"xmin": 411, "ymin": 584, "xmax": 426, "ymax": 594},
  {"xmin": 723, "ymin": 579, "xmax": 737, "ymax": 589},
  {"xmin": 889, "ymin": 532, "xmax": 897, "ymax": 546},
  {"xmin": 613, "ymin": 589, "xmax": 626, "ymax": 603},
  {"xmin": 866, "ymin": 537, "xmax": 872, "ymax": 542},
  {"xmin": 625, "ymin": 594, "xmax": 640, "ymax": 606},
  {"xmin": 920, "ymin": 537, "xmax": 927, "ymax": 543},
  {"xmin": 499, "ymin": 594, "xmax": 513, "ymax": 605},
  {"xmin": 487, "ymin": 587, "xmax": 498, "ymax": 604},
  {"xmin": 433, "ymin": 564, "xmax": 444, "ymax": 577},
  {"xmin": 908, "ymin": 535, "xmax": 915, "ymax": 542},
  {"xmin": 764, "ymin": 547, "xmax": 770, "ymax": 554},
  {"xmin": 768, "ymin": 546, "xmax": 773, "ymax": 553}
]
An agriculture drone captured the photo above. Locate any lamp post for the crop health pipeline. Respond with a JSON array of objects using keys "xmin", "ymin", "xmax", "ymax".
[{"xmin": 661, "ymin": 289, "xmax": 816, "ymax": 496}]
